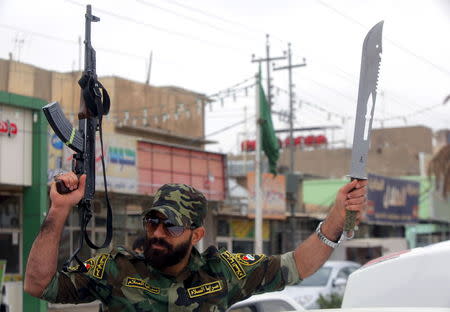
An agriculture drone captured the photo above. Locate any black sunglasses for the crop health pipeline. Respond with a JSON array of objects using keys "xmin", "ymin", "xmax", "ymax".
[{"xmin": 143, "ymin": 217, "xmax": 195, "ymax": 237}]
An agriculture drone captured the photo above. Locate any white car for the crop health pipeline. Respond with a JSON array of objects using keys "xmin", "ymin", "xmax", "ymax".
[
  {"xmin": 278, "ymin": 260, "xmax": 361, "ymax": 309},
  {"xmin": 227, "ymin": 292, "xmax": 305, "ymax": 312},
  {"xmin": 342, "ymin": 240, "xmax": 450, "ymax": 308}
]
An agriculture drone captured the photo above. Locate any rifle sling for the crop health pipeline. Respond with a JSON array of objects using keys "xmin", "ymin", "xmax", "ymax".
[{"xmin": 63, "ymin": 75, "xmax": 113, "ymax": 272}]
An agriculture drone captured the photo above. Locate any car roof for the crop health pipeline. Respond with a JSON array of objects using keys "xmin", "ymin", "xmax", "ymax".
[{"xmin": 228, "ymin": 292, "xmax": 304, "ymax": 310}]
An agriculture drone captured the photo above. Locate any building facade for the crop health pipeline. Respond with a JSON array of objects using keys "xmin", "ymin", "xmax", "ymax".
[{"xmin": 0, "ymin": 59, "xmax": 227, "ymax": 312}]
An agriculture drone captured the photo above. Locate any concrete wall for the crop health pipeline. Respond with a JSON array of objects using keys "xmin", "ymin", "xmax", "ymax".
[
  {"xmin": 0, "ymin": 59, "xmax": 206, "ymax": 144},
  {"xmin": 278, "ymin": 126, "xmax": 433, "ymax": 178}
]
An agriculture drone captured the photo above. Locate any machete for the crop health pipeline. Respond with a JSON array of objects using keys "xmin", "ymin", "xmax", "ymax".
[{"xmin": 344, "ymin": 21, "xmax": 383, "ymax": 239}]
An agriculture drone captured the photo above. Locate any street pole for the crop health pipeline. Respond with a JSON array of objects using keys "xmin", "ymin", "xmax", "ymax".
[
  {"xmin": 273, "ymin": 42, "xmax": 306, "ymax": 249},
  {"xmin": 252, "ymin": 34, "xmax": 286, "ymax": 112},
  {"xmin": 251, "ymin": 35, "xmax": 285, "ymax": 254},
  {"xmin": 254, "ymin": 72, "xmax": 263, "ymax": 254}
]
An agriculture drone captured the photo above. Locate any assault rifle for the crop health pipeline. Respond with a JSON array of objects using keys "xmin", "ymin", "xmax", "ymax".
[{"xmin": 42, "ymin": 5, "xmax": 112, "ymax": 272}]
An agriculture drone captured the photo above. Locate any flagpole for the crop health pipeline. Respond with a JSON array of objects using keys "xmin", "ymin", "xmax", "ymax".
[{"xmin": 255, "ymin": 72, "xmax": 263, "ymax": 254}]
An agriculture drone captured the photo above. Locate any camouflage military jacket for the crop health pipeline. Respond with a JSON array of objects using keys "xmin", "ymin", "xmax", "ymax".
[{"xmin": 41, "ymin": 246, "xmax": 301, "ymax": 312}]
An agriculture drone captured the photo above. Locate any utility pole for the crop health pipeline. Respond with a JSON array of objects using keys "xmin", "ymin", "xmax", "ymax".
[
  {"xmin": 251, "ymin": 34, "xmax": 285, "ymax": 254},
  {"xmin": 273, "ymin": 42, "xmax": 306, "ymax": 250},
  {"xmin": 273, "ymin": 42, "xmax": 306, "ymax": 172},
  {"xmin": 252, "ymin": 34, "xmax": 286, "ymax": 111},
  {"xmin": 145, "ymin": 50, "xmax": 153, "ymax": 85}
]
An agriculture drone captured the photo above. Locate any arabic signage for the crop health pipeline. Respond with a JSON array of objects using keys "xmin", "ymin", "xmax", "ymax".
[
  {"xmin": 0, "ymin": 105, "xmax": 32, "ymax": 186},
  {"xmin": 366, "ymin": 173, "xmax": 419, "ymax": 224},
  {"xmin": 0, "ymin": 120, "xmax": 18, "ymax": 137}
]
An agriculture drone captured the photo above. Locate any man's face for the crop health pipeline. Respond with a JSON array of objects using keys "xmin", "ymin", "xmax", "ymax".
[{"xmin": 143, "ymin": 212, "xmax": 194, "ymax": 270}]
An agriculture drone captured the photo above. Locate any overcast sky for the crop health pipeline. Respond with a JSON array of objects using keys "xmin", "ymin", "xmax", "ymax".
[{"xmin": 0, "ymin": 0, "xmax": 449, "ymax": 154}]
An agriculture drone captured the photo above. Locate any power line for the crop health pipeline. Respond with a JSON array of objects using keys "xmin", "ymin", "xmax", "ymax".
[
  {"xmin": 315, "ymin": 0, "xmax": 450, "ymax": 78},
  {"xmin": 65, "ymin": 0, "xmax": 249, "ymax": 54},
  {"xmin": 136, "ymin": 0, "xmax": 255, "ymax": 40},
  {"xmin": 0, "ymin": 23, "xmax": 147, "ymax": 61},
  {"xmin": 205, "ymin": 115, "xmax": 256, "ymax": 138},
  {"xmin": 150, "ymin": 0, "xmax": 273, "ymax": 38}
]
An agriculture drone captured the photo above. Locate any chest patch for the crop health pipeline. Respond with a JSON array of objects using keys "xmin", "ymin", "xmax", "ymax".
[
  {"xmin": 125, "ymin": 277, "xmax": 161, "ymax": 294},
  {"xmin": 93, "ymin": 254, "xmax": 109, "ymax": 279},
  {"xmin": 187, "ymin": 280, "xmax": 223, "ymax": 298},
  {"xmin": 235, "ymin": 253, "xmax": 266, "ymax": 266},
  {"xmin": 220, "ymin": 251, "xmax": 246, "ymax": 280}
]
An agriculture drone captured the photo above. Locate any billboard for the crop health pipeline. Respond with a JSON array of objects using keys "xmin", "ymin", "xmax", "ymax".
[
  {"xmin": 48, "ymin": 130, "xmax": 138, "ymax": 194},
  {"xmin": 366, "ymin": 173, "xmax": 420, "ymax": 224},
  {"xmin": 247, "ymin": 172, "xmax": 286, "ymax": 220}
]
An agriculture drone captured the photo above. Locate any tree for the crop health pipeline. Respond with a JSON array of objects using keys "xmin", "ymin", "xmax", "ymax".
[
  {"xmin": 427, "ymin": 95, "xmax": 450, "ymax": 198},
  {"xmin": 427, "ymin": 144, "xmax": 450, "ymax": 198}
]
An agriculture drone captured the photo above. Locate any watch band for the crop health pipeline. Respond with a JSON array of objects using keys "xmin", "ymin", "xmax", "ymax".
[{"xmin": 315, "ymin": 221, "xmax": 342, "ymax": 248}]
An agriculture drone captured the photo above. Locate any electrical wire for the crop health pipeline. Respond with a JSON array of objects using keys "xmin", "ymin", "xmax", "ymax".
[{"xmin": 315, "ymin": 0, "xmax": 450, "ymax": 78}]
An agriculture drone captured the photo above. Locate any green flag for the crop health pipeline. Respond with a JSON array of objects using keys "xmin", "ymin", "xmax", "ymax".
[{"xmin": 258, "ymin": 72, "xmax": 279, "ymax": 175}]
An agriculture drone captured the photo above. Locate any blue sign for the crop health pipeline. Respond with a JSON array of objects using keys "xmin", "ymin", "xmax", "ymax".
[
  {"xmin": 366, "ymin": 173, "xmax": 420, "ymax": 224},
  {"xmin": 51, "ymin": 134, "xmax": 63, "ymax": 150},
  {"xmin": 109, "ymin": 147, "xmax": 136, "ymax": 166}
]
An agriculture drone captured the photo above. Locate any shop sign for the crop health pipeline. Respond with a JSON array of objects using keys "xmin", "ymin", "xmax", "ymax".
[
  {"xmin": 109, "ymin": 146, "xmax": 136, "ymax": 166},
  {"xmin": 366, "ymin": 173, "xmax": 420, "ymax": 224},
  {"xmin": 0, "ymin": 120, "xmax": 18, "ymax": 137}
]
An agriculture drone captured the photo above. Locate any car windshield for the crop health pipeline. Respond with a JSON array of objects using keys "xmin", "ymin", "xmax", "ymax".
[{"xmin": 299, "ymin": 266, "xmax": 332, "ymax": 286}]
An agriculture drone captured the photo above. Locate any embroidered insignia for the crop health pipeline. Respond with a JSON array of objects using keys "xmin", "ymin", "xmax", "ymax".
[
  {"xmin": 125, "ymin": 277, "xmax": 160, "ymax": 294},
  {"xmin": 93, "ymin": 254, "xmax": 109, "ymax": 279},
  {"xmin": 187, "ymin": 281, "xmax": 223, "ymax": 298},
  {"xmin": 220, "ymin": 251, "xmax": 246, "ymax": 280},
  {"xmin": 67, "ymin": 257, "xmax": 96, "ymax": 272},
  {"xmin": 236, "ymin": 253, "xmax": 266, "ymax": 266}
]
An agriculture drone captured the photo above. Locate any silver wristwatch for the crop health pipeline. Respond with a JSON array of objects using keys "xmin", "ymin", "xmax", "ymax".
[{"xmin": 315, "ymin": 221, "xmax": 342, "ymax": 248}]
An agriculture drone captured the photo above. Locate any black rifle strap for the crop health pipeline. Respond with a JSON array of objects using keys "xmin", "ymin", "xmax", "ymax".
[
  {"xmin": 84, "ymin": 117, "xmax": 113, "ymax": 249},
  {"xmin": 63, "ymin": 75, "xmax": 113, "ymax": 271},
  {"xmin": 83, "ymin": 74, "xmax": 113, "ymax": 250},
  {"xmin": 62, "ymin": 203, "xmax": 89, "ymax": 272}
]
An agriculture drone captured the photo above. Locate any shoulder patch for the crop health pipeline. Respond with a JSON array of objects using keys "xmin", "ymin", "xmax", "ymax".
[
  {"xmin": 235, "ymin": 253, "xmax": 266, "ymax": 266},
  {"xmin": 187, "ymin": 280, "xmax": 223, "ymax": 298},
  {"xmin": 93, "ymin": 253, "xmax": 110, "ymax": 279},
  {"xmin": 219, "ymin": 251, "xmax": 246, "ymax": 280},
  {"xmin": 67, "ymin": 257, "xmax": 96, "ymax": 273},
  {"xmin": 125, "ymin": 277, "xmax": 160, "ymax": 294}
]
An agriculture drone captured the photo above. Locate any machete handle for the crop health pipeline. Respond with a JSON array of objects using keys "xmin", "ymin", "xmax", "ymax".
[{"xmin": 343, "ymin": 177, "xmax": 364, "ymax": 239}]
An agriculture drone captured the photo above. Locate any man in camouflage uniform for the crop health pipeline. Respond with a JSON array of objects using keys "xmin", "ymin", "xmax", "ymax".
[{"xmin": 25, "ymin": 172, "xmax": 367, "ymax": 311}]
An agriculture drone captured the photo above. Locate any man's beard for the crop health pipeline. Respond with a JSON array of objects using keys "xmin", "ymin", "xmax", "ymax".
[{"xmin": 143, "ymin": 234, "xmax": 192, "ymax": 270}]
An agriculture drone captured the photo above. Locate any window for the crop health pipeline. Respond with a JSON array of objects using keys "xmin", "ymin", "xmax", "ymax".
[
  {"xmin": 336, "ymin": 266, "xmax": 359, "ymax": 280},
  {"xmin": 300, "ymin": 267, "xmax": 332, "ymax": 286},
  {"xmin": 0, "ymin": 195, "xmax": 21, "ymax": 274},
  {"xmin": 217, "ymin": 219, "xmax": 230, "ymax": 236},
  {"xmin": 228, "ymin": 305, "xmax": 256, "ymax": 312},
  {"xmin": 260, "ymin": 300, "xmax": 295, "ymax": 312}
]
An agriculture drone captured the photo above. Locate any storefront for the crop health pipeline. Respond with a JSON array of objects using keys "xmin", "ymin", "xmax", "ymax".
[{"xmin": 0, "ymin": 91, "xmax": 48, "ymax": 312}]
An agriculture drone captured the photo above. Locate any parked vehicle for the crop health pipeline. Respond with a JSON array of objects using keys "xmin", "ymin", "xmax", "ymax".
[
  {"xmin": 342, "ymin": 240, "xmax": 450, "ymax": 308},
  {"xmin": 226, "ymin": 292, "xmax": 305, "ymax": 312},
  {"xmin": 279, "ymin": 260, "xmax": 361, "ymax": 309}
]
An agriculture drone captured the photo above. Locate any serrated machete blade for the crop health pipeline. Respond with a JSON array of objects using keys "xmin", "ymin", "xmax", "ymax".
[{"xmin": 349, "ymin": 21, "xmax": 383, "ymax": 179}]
